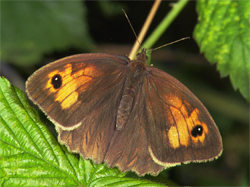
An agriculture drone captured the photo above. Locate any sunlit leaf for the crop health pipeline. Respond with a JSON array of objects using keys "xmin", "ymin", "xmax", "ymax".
[{"xmin": 194, "ymin": 0, "xmax": 250, "ymax": 101}]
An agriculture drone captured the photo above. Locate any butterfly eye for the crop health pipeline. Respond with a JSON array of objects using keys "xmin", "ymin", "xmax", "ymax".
[
  {"xmin": 191, "ymin": 125, "xmax": 203, "ymax": 137},
  {"xmin": 51, "ymin": 74, "xmax": 62, "ymax": 89},
  {"xmin": 136, "ymin": 53, "xmax": 141, "ymax": 57}
]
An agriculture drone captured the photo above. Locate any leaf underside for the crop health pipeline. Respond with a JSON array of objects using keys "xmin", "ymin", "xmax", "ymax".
[{"xmin": 194, "ymin": 0, "xmax": 250, "ymax": 101}]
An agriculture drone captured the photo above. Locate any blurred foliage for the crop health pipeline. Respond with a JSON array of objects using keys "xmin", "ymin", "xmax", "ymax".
[
  {"xmin": 0, "ymin": 0, "xmax": 249, "ymax": 186},
  {"xmin": 97, "ymin": 1, "xmax": 126, "ymax": 17},
  {"xmin": 1, "ymin": 1, "xmax": 93, "ymax": 65}
]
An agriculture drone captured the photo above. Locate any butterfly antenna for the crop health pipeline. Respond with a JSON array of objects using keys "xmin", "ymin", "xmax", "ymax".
[
  {"xmin": 122, "ymin": 9, "xmax": 142, "ymax": 48},
  {"xmin": 124, "ymin": 0, "xmax": 161, "ymax": 59},
  {"xmin": 151, "ymin": 37, "xmax": 190, "ymax": 51}
]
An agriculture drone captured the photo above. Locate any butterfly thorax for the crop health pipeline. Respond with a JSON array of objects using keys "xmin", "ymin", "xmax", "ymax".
[{"xmin": 116, "ymin": 50, "xmax": 148, "ymax": 131}]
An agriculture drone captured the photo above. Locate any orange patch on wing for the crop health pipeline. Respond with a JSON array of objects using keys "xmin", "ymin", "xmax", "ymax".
[
  {"xmin": 82, "ymin": 65, "xmax": 99, "ymax": 76},
  {"xmin": 48, "ymin": 70, "xmax": 60, "ymax": 78},
  {"xmin": 188, "ymin": 109, "xmax": 209, "ymax": 145},
  {"xmin": 168, "ymin": 126, "xmax": 180, "ymax": 149},
  {"xmin": 60, "ymin": 91, "xmax": 78, "ymax": 109},
  {"xmin": 180, "ymin": 106, "xmax": 209, "ymax": 145},
  {"xmin": 168, "ymin": 95, "xmax": 183, "ymax": 108},
  {"xmin": 73, "ymin": 67, "xmax": 93, "ymax": 92},
  {"xmin": 54, "ymin": 64, "xmax": 78, "ymax": 109},
  {"xmin": 168, "ymin": 102, "xmax": 210, "ymax": 148},
  {"xmin": 180, "ymin": 104, "xmax": 195, "ymax": 133},
  {"xmin": 46, "ymin": 64, "xmax": 93, "ymax": 109},
  {"xmin": 169, "ymin": 106, "xmax": 190, "ymax": 148}
]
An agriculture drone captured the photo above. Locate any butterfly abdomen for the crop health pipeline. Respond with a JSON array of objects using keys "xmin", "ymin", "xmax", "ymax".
[{"xmin": 116, "ymin": 57, "xmax": 147, "ymax": 131}]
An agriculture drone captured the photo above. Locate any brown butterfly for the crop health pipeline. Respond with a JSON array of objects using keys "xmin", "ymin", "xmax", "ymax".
[{"xmin": 26, "ymin": 48, "xmax": 223, "ymax": 176}]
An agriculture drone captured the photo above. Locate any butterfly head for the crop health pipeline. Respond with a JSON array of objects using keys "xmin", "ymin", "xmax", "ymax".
[{"xmin": 134, "ymin": 48, "xmax": 149, "ymax": 66}]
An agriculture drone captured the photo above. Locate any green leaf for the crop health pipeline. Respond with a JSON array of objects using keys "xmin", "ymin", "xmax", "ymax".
[
  {"xmin": 1, "ymin": 1, "xmax": 93, "ymax": 66},
  {"xmin": 193, "ymin": 0, "xmax": 250, "ymax": 101},
  {"xmin": 0, "ymin": 76, "xmax": 166, "ymax": 186}
]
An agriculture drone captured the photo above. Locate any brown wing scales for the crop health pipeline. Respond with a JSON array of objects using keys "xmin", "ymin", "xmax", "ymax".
[
  {"xmin": 26, "ymin": 50, "xmax": 222, "ymax": 176},
  {"xmin": 146, "ymin": 67, "xmax": 222, "ymax": 167},
  {"xmin": 104, "ymin": 84, "xmax": 164, "ymax": 175}
]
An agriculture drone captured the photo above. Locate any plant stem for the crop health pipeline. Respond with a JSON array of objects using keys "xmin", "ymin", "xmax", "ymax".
[
  {"xmin": 142, "ymin": 0, "xmax": 189, "ymax": 49},
  {"xmin": 129, "ymin": 0, "xmax": 162, "ymax": 59}
]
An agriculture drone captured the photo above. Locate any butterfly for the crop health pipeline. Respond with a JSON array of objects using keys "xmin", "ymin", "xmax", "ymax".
[{"xmin": 26, "ymin": 48, "xmax": 223, "ymax": 176}]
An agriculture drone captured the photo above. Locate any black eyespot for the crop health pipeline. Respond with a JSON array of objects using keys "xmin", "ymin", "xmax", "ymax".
[
  {"xmin": 51, "ymin": 74, "xmax": 62, "ymax": 89},
  {"xmin": 191, "ymin": 125, "xmax": 203, "ymax": 138}
]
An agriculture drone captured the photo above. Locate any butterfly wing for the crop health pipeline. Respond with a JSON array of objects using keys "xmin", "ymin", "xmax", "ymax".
[
  {"xmin": 26, "ymin": 53, "xmax": 130, "ymax": 163},
  {"xmin": 144, "ymin": 66, "xmax": 223, "ymax": 168},
  {"xmin": 56, "ymin": 61, "xmax": 164, "ymax": 175},
  {"xmin": 26, "ymin": 52, "xmax": 223, "ymax": 176},
  {"xmin": 100, "ymin": 65, "xmax": 222, "ymax": 176},
  {"xmin": 26, "ymin": 53, "xmax": 129, "ymax": 128},
  {"xmin": 104, "ymin": 83, "xmax": 164, "ymax": 176}
]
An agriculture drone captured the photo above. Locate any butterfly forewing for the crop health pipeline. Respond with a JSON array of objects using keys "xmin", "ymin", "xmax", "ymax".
[
  {"xmin": 145, "ymin": 66, "xmax": 223, "ymax": 166},
  {"xmin": 26, "ymin": 53, "xmax": 129, "ymax": 130}
]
